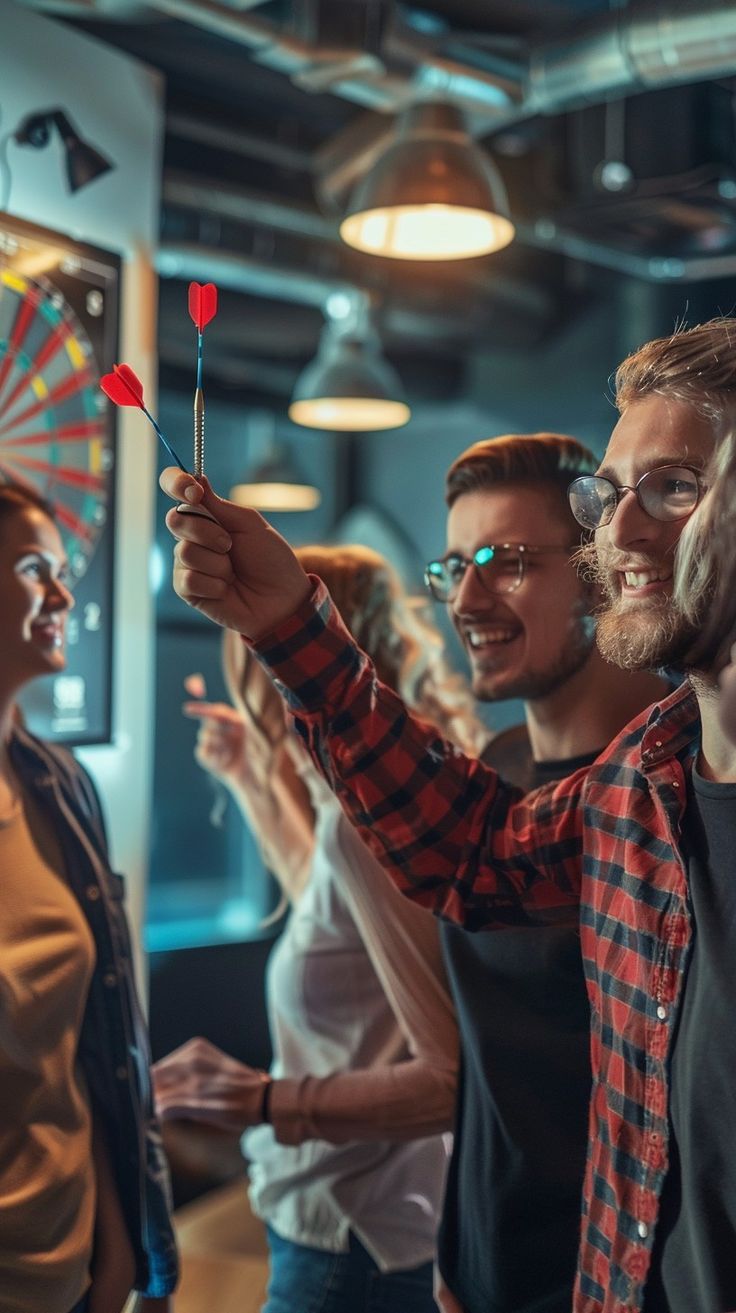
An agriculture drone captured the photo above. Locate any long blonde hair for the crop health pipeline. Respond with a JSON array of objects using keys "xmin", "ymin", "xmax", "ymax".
[
  {"xmin": 222, "ymin": 543, "xmax": 486, "ymax": 757},
  {"xmin": 673, "ymin": 430, "xmax": 736, "ymax": 669}
]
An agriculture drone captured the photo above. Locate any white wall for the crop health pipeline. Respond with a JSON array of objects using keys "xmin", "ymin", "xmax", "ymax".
[{"xmin": 2, "ymin": 0, "xmax": 163, "ymax": 966}]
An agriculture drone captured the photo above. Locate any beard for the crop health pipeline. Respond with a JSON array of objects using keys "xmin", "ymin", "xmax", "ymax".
[{"xmin": 575, "ymin": 540, "xmax": 699, "ymax": 671}]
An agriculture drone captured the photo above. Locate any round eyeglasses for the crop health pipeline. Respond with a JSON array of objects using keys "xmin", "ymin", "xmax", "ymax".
[
  {"xmin": 567, "ymin": 464, "xmax": 705, "ymax": 532},
  {"xmin": 424, "ymin": 543, "xmax": 575, "ymax": 604}
]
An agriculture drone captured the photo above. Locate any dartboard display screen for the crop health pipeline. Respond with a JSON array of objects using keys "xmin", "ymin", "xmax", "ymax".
[{"xmin": 0, "ymin": 213, "xmax": 119, "ymax": 744}]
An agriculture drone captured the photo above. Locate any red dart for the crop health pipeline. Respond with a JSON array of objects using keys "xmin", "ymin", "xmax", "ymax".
[
  {"xmin": 188, "ymin": 282, "xmax": 218, "ymax": 335},
  {"xmin": 100, "ymin": 363, "xmax": 187, "ymax": 471},
  {"xmin": 188, "ymin": 282, "xmax": 218, "ymax": 478},
  {"xmin": 100, "ymin": 362, "xmax": 145, "ymax": 408}
]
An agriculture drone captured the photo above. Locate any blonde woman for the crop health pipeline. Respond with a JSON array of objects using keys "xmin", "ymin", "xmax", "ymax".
[
  {"xmin": 674, "ymin": 429, "xmax": 736, "ymax": 741},
  {"xmin": 152, "ymin": 544, "xmax": 485, "ymax": 1313}
]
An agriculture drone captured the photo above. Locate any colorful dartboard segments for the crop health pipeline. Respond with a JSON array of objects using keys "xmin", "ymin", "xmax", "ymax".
[
  {"xmin": 0, "ymin": 265, "xmax": 112, "ymax": 581},
  {"xmin": 0, "ymin": 215, "xmax": 119, "ymax": 745}
]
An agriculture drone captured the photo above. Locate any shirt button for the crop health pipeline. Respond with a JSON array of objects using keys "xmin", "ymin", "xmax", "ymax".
[
  {"xmin": 86, "ymin": 885, "xmax": 100, "ymax": 901},
  {"xmin": 655, "ymin": 740, "xmax": 663, "ymax": 748},
  {"xmin": 656, "ymin": 1004, "xmax": 667, "ymax": 1020},
  {"xmin": 115, "ymin": 1065, "xmax": 129, "ymax": 1081},
  {"xmin": 103, "ymin": 971, "xmax": 117, "ymax": 988},
  {"xmin": 672, "ymin": 780, "xmax": 680, "ymax": 788},
  {"xmin": 638, "ymin": 1221, "xmax": 649, "ymax": 1239}
]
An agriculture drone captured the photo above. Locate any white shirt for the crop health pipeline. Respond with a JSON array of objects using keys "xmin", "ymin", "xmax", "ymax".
[{"xmin": 244, "ymin": 774, "xmax": 458, "ymax": 1272}]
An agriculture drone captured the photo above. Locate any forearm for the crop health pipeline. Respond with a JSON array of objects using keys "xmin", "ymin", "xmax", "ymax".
[
  {"xmin": 255, "ymin": 583, "xmax": 584, "ymax": 927},
  {"xmin": 269, "ymin": 1058, "xmax": 457, "ymax": 1146}
]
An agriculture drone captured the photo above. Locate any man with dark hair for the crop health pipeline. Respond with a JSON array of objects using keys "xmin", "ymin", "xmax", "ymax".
[
  {"xmin": 427, "ymin": 433, "xmax": 666, "ymax": 1313},
  {"xmin": 160, "ymin": 317, "xmax": 736, "ymax": 1313}
]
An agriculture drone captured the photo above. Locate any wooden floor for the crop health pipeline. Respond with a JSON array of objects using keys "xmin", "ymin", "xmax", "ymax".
[{"xmin": 172, "ymin": 1178, "xmax": 270, "ymax": 1313}]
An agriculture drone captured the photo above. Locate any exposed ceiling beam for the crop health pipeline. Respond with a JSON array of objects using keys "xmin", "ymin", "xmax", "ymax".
[
  {"xmin": 166, "ymin": 111, "xmax": 313, "ymax": 173},
  {"xmin": 163, "ymin": 171, "xmax": 337, "ymax": 240}
]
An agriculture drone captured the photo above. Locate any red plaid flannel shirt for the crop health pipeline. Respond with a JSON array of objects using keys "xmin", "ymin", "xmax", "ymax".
[{"xmin": 254, "ymin": 580, "xmax": 701, "ymax": 1313}]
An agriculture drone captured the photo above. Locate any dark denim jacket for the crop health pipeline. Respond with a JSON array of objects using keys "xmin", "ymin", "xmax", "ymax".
[{"xmin": 9, "ymin": 726, "xmax": 178, "ymax": 1297}]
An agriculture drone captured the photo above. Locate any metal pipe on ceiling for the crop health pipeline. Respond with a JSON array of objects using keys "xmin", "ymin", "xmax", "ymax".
[
  {"xmin": 521, "ymin": 219, "xmax": 736, "ymax": 282},
  {"xmin": 163, "ymin": 171, "xmax": 337, "ymax": 240},
  {"xmin": 525, "ymin": 0, "xmax": 736, "ymax": 117},
  {"xmin": 17, "ymin": 0, "xmax": 736, "ymax": 124},
  {"xmin": 166, "ymin": 112, "xmax": 313, "ymax": 173},
  {"xmin": 23, "ymin": 0, "xmax": 736, "ymax": 284},
  {"xmin": 155, "ymin": 242, "xmax": 350, "ymax": 308},
  {"xmin": 127, "ymin": 0, "xmax": 524, "ymax": 115},
  {"xmin": 155, "ymin": 240, "xmax": 552, "ymax": 337},
  {"xmin": 86, "ymin": 0, "xmax": 736, "ymax": 126}
]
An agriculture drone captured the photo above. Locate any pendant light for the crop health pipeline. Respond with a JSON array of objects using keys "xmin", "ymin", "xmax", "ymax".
[
  {"xmin": 340, "ymin": 103, "xmax": 514, "ymax": 261},
  {"xmin": 288, "ymin": 293, "xmax": 410, "ymax": 432},
  {"xmin": 231, "ymin": 444, "xmax": 321, "ymax": 511}
]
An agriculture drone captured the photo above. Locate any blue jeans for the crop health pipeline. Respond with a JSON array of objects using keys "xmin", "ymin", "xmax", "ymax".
[
  {"xmin": 263, "ymin": 1227, "xmax": 437, "ymax": 1313},
  {"xmin": 69, "ymin": 1297, "xmax": 89, "ymax": 1313}
]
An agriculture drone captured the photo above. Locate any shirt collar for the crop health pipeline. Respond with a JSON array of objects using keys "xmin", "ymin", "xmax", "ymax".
[{"xmin": 640, "ymin": 679, "xmax": 700, "ymax": 770}]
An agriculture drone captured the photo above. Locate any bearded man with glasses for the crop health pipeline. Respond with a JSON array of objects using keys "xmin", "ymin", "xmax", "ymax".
[
  {"xmin": 160, "ymin": 318, "xmax": 736, "ymax": 1313},
  {"xmin": 424, "ymin": 433, "xmax": 667, "ymax": 1313}
]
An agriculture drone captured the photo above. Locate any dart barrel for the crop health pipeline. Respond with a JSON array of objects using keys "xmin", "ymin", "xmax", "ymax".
[{"xmin": 193, "ymin": 387, "xmax": 204, "ymax": 478}]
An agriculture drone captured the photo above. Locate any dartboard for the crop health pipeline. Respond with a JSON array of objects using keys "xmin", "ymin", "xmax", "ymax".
[
  {"xmin": 0, "ymin": 265, "xmax": 113, "ymax": 581},
  {"xmin": 0, "ymin": 214, "xmax": 119, "ymax": 744}
]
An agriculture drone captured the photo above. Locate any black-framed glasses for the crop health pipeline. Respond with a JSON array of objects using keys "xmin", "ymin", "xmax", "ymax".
[
  {"xmin": 567, "ymin": 464, "xmax": 705, "ymax": 531},
  {"xmin": 424, "ymin": 543, "xmax": 575, "ymax": 603}
]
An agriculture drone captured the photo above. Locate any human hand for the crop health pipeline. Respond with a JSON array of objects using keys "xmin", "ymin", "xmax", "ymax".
[
  {"xmin": 152, "ymin": 1037, "xmax": 270, "ymax": 1133},
  {"xmin": 183, "ymin": 696, "xmax": 248, "ymax": 781},
  {"xmin": 719, "ymin": 641, "xmax": 736, "ymax": 746},
  {"xmin": 160, "ymin": 470, "xmax": 311, "ymax": 640}
]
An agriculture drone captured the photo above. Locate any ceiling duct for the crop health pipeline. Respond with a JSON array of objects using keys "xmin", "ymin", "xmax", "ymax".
[
  {"xmin": 155, "ymin": 236, "xmax": 554, "ymax": 339},
  {"xmin": 524, "ymin": 0, "xmax": 736, "ymax": 118},
  {"xmin": 51, "ymin": 0, "xmax": 736, "ymax": 128}
]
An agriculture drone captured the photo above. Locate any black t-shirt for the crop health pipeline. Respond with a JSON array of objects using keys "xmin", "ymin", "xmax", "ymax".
[
  {"xmin": 438, "ymin": 730, "xmax": 595, "ymax": 1313},
  {"xmin": 643, "ymin": 764, "xmax": 736, "ymax": 1313}
]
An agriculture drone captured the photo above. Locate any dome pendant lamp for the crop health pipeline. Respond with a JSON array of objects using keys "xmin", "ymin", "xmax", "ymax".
[
  {"xmin": 340, "ymin": 102, "xmax": 514, "ymax": 261},
  {"xmin": 288, "ymin": 294, "xmax": 410, "ymax": 432},
  {"xmin": 231, "ymin": 444, "xmax": 321, "ymax": 512}
]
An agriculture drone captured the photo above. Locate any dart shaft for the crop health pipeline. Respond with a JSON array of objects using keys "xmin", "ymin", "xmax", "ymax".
[
  {"xmin": 194, "ymin": 387, "xmax": 204, "ymax": 478},
  {"xmin": 142, "ymin": 406, "xmax": 187, "ymax": 472}
]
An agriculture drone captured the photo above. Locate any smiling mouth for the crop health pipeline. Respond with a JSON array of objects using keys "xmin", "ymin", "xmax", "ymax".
[
  {"xmin": 466, "ymin": 627, "xmax": 520, "ymax": 651},
  {"xmin": 31, "ymin": 618, "xmax": 64, "ymax": 647},
  {"xmin": 622, "ymin": 567, "xmax": 672, "ymax": 587},
  {"xmin": 620, "ymin": 567, "xmax": 673, "ymax": 592}
]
